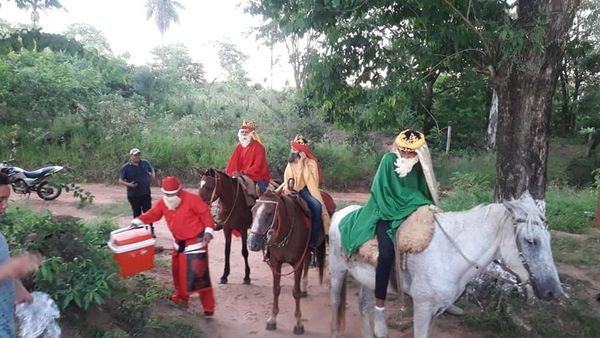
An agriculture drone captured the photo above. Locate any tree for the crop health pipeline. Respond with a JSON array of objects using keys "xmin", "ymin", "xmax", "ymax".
[
  {"xmin": 216, "ymin": 41, "xmax": 249, "ymax": 84},
  {"xmin": 248, "ymin": 0, "xmax": 582, "ymax": 203},
  {"xmin": 146, "ymin": 0, "xmax": 184, "ymax": 43},
  {"xmin": 63, "ymin": 23, "xmax": 112, "ymax": 55}
]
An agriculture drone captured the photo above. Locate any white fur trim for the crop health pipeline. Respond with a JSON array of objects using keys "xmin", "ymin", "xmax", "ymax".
[
  {"xmin": 131, "ymin": 218, "xmax": 144, "ymax": 226},
  {"xmin": 204, "ymin": 227, "xmax": 214, "ymax": 236}
]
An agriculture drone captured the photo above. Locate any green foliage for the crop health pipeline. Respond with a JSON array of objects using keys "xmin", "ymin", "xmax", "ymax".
[
  {"xmin": 146, "ymin": 0, "xmax": 185, "ymax": 36},
  {"xmin": 545, "ymin": 185, "xmax": 597, "ymax": 233},
  {"xmin": 565, "ymin": 156, "xmax": 597, "ymax": 187},
  {"xmin": 0, "ymin": 210, "xmax": 117, "ymax": 310},
  {"xmin": 552, "ymin": 232, "xmax": 600, "ymax": 267},
  {"xmin": 115, "ymin": 274, "xmax": 171, "ymax": 337}
]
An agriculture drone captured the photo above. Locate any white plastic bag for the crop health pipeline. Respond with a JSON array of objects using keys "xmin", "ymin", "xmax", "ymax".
[{"xmin": 15, "ymin": 291, "xmax": 61, "ymax": 338}]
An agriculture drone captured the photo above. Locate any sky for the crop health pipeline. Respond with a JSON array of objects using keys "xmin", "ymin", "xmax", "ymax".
[{"xmin": 0, "ymin": 0, "xmax": 294, "ymax": 89}]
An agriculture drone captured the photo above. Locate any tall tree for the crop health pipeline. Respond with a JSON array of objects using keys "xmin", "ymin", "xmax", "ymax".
[
  {"xmin": 216, "ymin": 41, "xmax": 249, "ymax": 84},
  {"xmin": 146, "ymin": 0, "xmax": 184, "ymax": 43},
  {"xmin": 248, "ymin": 0, "xmax": 582, "ymax": 203}
]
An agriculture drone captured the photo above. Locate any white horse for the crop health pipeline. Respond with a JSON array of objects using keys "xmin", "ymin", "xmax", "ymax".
[{"xmin": 329, "ymin": 192, "xmax": 563, "ymax": 338}]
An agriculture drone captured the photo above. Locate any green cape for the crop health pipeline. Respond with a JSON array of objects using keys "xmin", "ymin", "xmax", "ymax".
[{"xmin": 340, "ymin": 153, "xmax": 433, "ymax": 254}]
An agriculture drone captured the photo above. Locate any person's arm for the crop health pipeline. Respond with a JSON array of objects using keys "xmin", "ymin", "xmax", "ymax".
[
  {"xmin": 14, "ymin": 279, "xmax": 33, "ymax": 304},
  {"xmin": 133, "ymin": 200, "xmax": 164, "ymax": 225},
  {"xmin": 225, "ymin": 146, "xmax": 240, "ymax": 176},
  {"xmin": 275, "ymin": 164, "xmax": 291, "ymax": 193},
  {"xmin": 118, "ymin": 166, "xmax": 137, "ymax": 188},
  {"xmin": 147, "ymin": 161, "xmax": 156, "ymax": 181},
  {"xmin": 0, "ymin": 252, "xmax": 42, "ymax": 281},
  {"xmin": 192, "ymin": 196, "xmax": 215, "ymax": 244}
]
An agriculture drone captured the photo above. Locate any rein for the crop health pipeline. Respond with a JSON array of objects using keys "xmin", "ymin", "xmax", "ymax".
[
  {"xmin": 254, "ymin": 197, "xmax": 311, "ymax": 277},
  {"xmin": 208, "ymin": 173, "xmax": 241, "ymax": 226},
  {"xmin": 433, "ymin": 216, "xmax": 532, "ymax": 287}
]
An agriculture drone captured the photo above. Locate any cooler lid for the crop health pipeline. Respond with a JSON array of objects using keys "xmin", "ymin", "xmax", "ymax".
[{"xmin": 112, "ymin": 228, "xmax": 153, "ymax": 246}]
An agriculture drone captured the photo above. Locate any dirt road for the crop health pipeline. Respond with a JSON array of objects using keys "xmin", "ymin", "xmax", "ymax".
[{"xmin": 12, "ymin": 184, "xmax": 469, "ymax": 338}]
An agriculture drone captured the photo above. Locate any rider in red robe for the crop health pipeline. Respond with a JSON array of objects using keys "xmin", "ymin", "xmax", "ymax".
[
  {"xmin": 225, "ymin": 120, "xmax": 270, "ymax": 192},
  {"xmin": 132, "ymin": 176, "xmax": 216, "ymax": 316}
]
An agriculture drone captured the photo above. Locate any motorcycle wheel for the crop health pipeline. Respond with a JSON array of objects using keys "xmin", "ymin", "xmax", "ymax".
[{"xmin": 36, "ymin": 181, "xmax": 62, "ymax": 200}]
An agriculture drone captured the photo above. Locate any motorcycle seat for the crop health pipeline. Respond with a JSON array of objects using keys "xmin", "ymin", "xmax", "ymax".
[{"xmin": 23, "ymin": 167, "xmax": 55, "ymax": 179}]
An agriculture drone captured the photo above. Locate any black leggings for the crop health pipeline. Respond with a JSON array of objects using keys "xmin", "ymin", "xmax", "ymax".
[{"xmin": 375, "ymin": 220, "xmax": 394, "ymax": 300}]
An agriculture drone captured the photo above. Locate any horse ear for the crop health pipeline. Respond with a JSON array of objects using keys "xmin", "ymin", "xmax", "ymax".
[
  {"xmin": 194, "ymin": 167, "xmax": 205, "ymax": 177},
  {"xmin": 503, "ymin": 198, "xmax": 527, "ymax": 221}
]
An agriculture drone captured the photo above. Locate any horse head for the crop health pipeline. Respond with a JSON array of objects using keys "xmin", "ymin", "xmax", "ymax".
[
  {"xmin": 197, "ymin": 168, "xmax": 218, "ymax": 203},
  {"xmin": 501, "ymin": 191, "xmax": 563, "ymax": 300},
  {"xmin": 248, "ymin": 189, "xmax": 281, "ymax": 252}
]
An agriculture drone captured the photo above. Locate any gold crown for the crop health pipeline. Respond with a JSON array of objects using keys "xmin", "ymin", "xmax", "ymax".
[
  {"xmin": 293, "ymin": 134, "xmax": 308, "ymax": 145},
  {"xmin": 395, "ymin": 129, "xmax": 425, "ymax": 151},
  {"xmin": 240, "ymin": 120, "xmax": 257, "ymax": 130}
]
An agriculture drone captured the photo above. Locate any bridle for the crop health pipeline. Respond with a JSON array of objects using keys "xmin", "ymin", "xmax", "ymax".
[
  {"xmin": 252, "ymin": 196, "xmax": 310, "ymax": 276},
  {"xmin": 434, "ymin": 213, "xmax": 533, "ymax": 288},
  {"xmin": 205, "ymin": 172, "xmax": 241, "ymax": 226}
]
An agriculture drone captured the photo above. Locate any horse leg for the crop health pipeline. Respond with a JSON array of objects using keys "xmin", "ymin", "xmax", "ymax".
[
  {"xmin": 412, "ymin": 300, "xmax": 435, "ymax": 338},
  {"xmin": 359, "ymin": 285, "xmax": 375, "ymax": 338},
  {"xmin": 220, "ymin": 229, "xmax": 232, "ymax": 284},
  {"xmin": 241, "ymin": 228, "xmax": 251, "ymax": 284},
  {"xmin": 266, "ymin": 261, "xmax": 282, "ymax": 331},
  {"xmin": 301, "ymin": 252, "xmax": 310, "ymax": 297},
  {"xmin": 292, "ymin": 265, "xmax": 305, "ymax": 335}
]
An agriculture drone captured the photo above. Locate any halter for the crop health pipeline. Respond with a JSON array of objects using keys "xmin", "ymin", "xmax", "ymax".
[
  {"xmin": 206, "ymin": 172, "xmax": 241, "ymax": 226},
  {"xmin": 433, "ymin": 213, "xmax": 532, "ymax": 288},
  {"xmin": 253, "ymin": 197, "xmax": 311, "ymax": 277}
]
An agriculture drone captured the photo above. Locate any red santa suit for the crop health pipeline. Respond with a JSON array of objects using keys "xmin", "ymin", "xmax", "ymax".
[
  {"xmin": 133, "ymin": 186, "xmax": 216, "ymax": 314},
  {"xmin": 226, "ymin": 141, "xmax": 270, "ymax": 183}
]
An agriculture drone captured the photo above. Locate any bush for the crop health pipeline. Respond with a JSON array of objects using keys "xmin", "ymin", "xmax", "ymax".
[{"xmin": 0, "ymin": 209, "xmax": 118, "ymax": 310}]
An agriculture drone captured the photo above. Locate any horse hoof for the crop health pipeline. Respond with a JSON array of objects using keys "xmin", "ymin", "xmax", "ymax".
[
  {"xmin": 293, "ymin": 325, "xmax": 304, "ymax": 335},
  {"xmin": 266, "ymin": 322, "xmax": 276, "ymax": 331},
  {"xmin": 300, "ymin": 291, "xmax": 308, "ymax": 298},
  {"xmin": 243, "ymin": 278, "xmax": 251, "ymax": 285},
  {"xmin": 219, "ymin": 278, "xmax": 228, "ymax": 284}
]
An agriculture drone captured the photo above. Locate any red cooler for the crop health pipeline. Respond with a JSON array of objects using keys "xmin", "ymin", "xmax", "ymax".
[{"xmin": 108, "ymin": 227, "xmax": 156, "ymax": 277}]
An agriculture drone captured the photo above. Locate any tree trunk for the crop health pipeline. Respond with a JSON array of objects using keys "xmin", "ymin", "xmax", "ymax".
[
  {"xmin": 486, "ymin": 89, "xmax": 499, "ymax": 149},
  {"xmin": 422, "ymin": 71, "xmax": 439, "ymax": 134},
  {"xmin": 494, "ymin": 0, "xmax": 581, "ymax": 202}
]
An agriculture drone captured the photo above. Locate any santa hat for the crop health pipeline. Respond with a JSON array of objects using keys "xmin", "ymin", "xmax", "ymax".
[
  {"xmin": 239, "ymin": 119, "xmax": 262, "ymax": 144},
  {"xmin": 161, "ymin": 176, "xmax": 181, "ymax": 194}
]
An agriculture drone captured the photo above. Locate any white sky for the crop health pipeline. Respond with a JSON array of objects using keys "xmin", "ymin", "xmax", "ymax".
[{"xmin": 0, "ymin": 0, "xmax": 294, "ymax": 89}]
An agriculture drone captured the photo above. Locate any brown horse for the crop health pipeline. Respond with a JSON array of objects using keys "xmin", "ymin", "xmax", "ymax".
[
  {"xmin": 197, "ymin": 168, "xmax": 251, "ymax": 285},
  {"xmin": 247, "ymin": 189, "xmax": 330, "ymax": 335}
]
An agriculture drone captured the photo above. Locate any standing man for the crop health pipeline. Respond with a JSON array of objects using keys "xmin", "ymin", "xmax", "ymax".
[
  {"xmin": 119, "ymin": 148, "xmax": 156, "ymax": 235},
  {"xmin": 0, "ymin": 173, "xmax": 43, "ymax": 337},
  {"xmin": 225, "ymin": 120, "xmax": 270, "ymax": 193},
  {"xmin": 339, "ymin": 129, "xmax": 445, "ymax": 328},
  {"xmin": 131, "ymin": 176, "xmax": 216, "ymax": 317},
  {"xmin": 277, "ymin": 135, "xmax": 330, "ymax": 249}
]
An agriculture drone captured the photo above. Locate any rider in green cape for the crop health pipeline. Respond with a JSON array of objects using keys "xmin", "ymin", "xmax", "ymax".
[{"xmin": 339, "ymin": 129, "xmax": 440, "ymax": 313}]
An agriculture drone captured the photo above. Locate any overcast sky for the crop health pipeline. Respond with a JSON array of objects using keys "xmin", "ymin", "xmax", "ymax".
[{"xmin": 0, "ymin": 0, "xmax": 294, "ymax": 89}]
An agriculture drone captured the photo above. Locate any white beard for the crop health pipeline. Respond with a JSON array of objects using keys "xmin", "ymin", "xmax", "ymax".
[
  {"xmin": 394, "ymin": 151, "xmax": 420, "ymax": 178},
  {"xmin": 163, "ymin": 195, "xmax": 182, "ymax": 210},
  {"xmin": 238, "ymin": 130, "xmax": 253, "ymax": 148}
]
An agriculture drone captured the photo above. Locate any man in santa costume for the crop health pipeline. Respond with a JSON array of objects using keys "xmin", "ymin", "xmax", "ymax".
[
  {"xmin": 131, "ymin": 176, "xmax": 216, "ymax": 316},
  {"xmin": 225, "ymin": 120, "xmax": 270, "ymax": 192}
]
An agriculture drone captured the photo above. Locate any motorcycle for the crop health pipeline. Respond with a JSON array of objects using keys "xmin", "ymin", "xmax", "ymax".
[{"xmin": 0, "ymin": 160, "xmax": 64, "ymax": 200}]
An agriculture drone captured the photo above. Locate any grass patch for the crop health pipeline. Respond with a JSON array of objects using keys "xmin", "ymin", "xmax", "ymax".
[
  {"xmin": 546, "ymin": 185, "xmax": 597, "ymax": 233},
  {"xmin": 552, "ymin": 232, "xmax": 600, "ymax": 267},
  {"xmin": 87, "ymin": 202, "xmax": 132, "ymax": 218}
]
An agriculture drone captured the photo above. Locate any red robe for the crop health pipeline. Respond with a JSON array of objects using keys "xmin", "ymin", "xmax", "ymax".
[
  {"xmin": 136, "ymin": 190, "xmax": 214, "ymax": 241},
  {"xmin": 225, "ymin": 141, "xmax": 270, "ymax": 183},
  {"xmin": 135, "ymin": 190, "xmax": 215, "ymax": 312}
]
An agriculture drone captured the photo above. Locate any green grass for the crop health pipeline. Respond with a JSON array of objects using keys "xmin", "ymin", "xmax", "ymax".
[
  {"xmin": 552, "ymin": 232, "xmax": 600, "ymax": 267},
  {"xmin": 87, "ymin": 202, "xmax": 132, "ymax": 218},
  {"xmin": 546, "ymin": 185, "xmax": 597, "ymax": 233}
]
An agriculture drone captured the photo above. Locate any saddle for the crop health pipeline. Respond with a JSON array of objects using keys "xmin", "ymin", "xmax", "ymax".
[
  {"xmin": 353, "ymin": 205, "xmax": 438, "ymax": 266},
  {"xmin": 236, "ymin": 175, "xmax": 260, "ymax": 207}
]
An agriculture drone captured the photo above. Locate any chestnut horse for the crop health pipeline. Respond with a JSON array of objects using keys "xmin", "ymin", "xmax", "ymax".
[
  {"xmin": 247, "ymin": 189, "xmax": 332, "ymax": 335},
  {"xmin": 197, "ymin": 168, "xmax": 251, "ymax": 285}
]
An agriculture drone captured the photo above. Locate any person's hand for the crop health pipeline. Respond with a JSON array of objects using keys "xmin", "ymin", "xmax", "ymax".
[
  {"xmin": 7, "ymin": 252, "xmax": 42, "ymax": 279},
  {"xmin": 283, "ymin": 187, "xmax": 291, "ymax": 196},
  {"xmin": 299, "ymin": 152, "xmax": 307, "ymax": 161},
  {"xmin": 203, "ymin": 232, "xmax": 213, "ymax": 245},
  {"xmin": 129, "ymin": 181, "xmax": 138, "ymax": 188},
  {"xmin": 14, "ymin": 288, "xmax": 33, "ymax": 305},
  {"xmin": 231, "ymin": 171, "xmax": 240, "ymax": 178}
]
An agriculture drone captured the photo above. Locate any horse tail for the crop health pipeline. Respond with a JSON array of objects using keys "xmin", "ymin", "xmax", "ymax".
[{"xmin": 316, "ymin": 238, "xmax": 326, "ymax": 285}]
